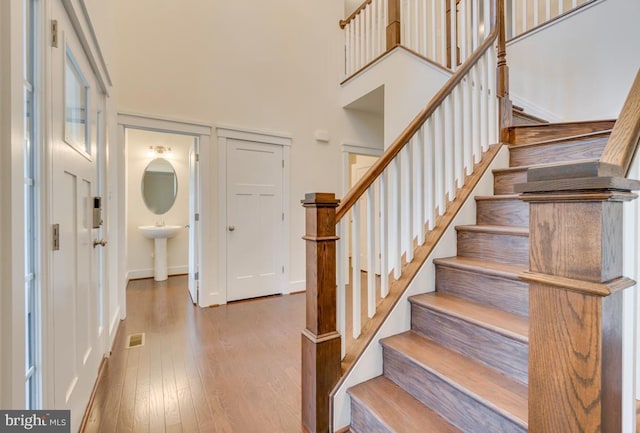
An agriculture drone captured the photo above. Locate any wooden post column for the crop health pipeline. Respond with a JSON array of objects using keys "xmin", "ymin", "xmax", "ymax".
[
  {"xmin": 301, "ymin": 193, "xmax": 341, "ymax": 433},
  {"xmin": 496, "ymin": 0, "xmax": 512, "ymax": 140},
  {"xmin": 386, "ymin": 0, "xmax": 400, "ymax": 50},
  {"xmin": 518, "ymin": 174, "xmax": 640, "ymax": 433}
]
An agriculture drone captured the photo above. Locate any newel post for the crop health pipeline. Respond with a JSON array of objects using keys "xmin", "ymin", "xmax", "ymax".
[
  {"xmin": 301, "ymin": 193, "xmax": 341, "ymax": 433},
  {"xmin": 386, "ymin": 0, "xmax": 401, "ymax": 49},
  {"xmin": 517, "ymin": 171, "xmax": 640, "ymax": 433},
  {"xmin": 496, "ymin": 0, "xmax": 512, "ymax": 140}
]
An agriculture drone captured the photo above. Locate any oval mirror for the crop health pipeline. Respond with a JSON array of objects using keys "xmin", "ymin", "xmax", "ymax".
[{"xmin": 141, "ymin": 158, "xmax": 178, "ymax": 215}]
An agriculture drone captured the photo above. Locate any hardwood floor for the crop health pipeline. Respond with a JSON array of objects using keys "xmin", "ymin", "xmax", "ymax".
[{"xmin": 82, "ymin": 275, "xmax": 305, "ymax": 433}]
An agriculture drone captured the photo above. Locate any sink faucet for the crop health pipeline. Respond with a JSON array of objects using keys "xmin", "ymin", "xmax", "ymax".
[{"xmin": 155, "ymin": 218, "xmax": 165, "ymax": 227}]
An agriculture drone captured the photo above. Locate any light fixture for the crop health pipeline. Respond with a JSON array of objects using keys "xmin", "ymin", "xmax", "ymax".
[{"xmin": 148, "ymin": 145, "xmax": 173, "ymax": 158}]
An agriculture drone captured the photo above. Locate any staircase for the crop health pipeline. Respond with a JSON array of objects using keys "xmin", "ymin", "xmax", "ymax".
[{"xmin": 345, "ymin": 118, "xmax": 616, "ymax": 432}]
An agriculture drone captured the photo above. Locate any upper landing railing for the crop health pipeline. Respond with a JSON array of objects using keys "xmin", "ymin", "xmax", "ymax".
[{"xmin": 340, "ymin": 0, "xmax": 600, "ymax": 80}]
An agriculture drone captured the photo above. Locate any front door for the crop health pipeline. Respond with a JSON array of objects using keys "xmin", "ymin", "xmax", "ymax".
[
  {"xmin": 50, "ymin": 4, "xmax": 104, "ymax": 429},
  {"xmin": 226, "ymin": 139, "xmax": 284, "ymax": 301}
]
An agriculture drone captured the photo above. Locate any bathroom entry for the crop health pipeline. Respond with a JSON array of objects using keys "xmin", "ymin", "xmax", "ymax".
[{"xmin": 124, "ymin": 128, "xmax": 199, "ymax": 301}]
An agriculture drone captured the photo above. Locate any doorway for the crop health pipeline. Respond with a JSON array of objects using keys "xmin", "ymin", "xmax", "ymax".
[{"xmin": 117, "ymin": 113, "xmax": 214, "ymax": 307}]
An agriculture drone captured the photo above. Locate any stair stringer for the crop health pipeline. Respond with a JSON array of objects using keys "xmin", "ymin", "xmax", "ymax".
[{"xmin": 331, "ymin": 146, "xmax": 510, "ymax": 432}]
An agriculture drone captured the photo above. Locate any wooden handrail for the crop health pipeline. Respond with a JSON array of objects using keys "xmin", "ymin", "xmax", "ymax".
[
  {"xmin": 600, "ymin": 69, "xmax": 640, "ymax": 177},
  {"xmin": 336, "ymin": 3, "xmax": 500, "ymax": 222},
  {"xmin": 340, "ymin": 0, "xmax": 373, "ymax": 29}
]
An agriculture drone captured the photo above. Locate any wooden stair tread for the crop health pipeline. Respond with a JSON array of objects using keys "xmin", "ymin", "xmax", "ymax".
[
  {"xmin": 409, "ymin": 292, "xmax": 529, "ymax": 342},
  {"xmin": 348, "ymin": 376, "xmax": 462, "ymax": 433},
  {"xmin": 381, "ymin": 331, "xmax": 528, "ymax": 428},
  {"xmin": 509, "ymin": 118, "xmax": 615, "ymax": 131},
  {"xmin": 475, "ymin": 194, "xmax": 520, "ymax": 201},
  {"xmin": 508, "ymin": 129, "xmax": 611, "ymax": 149},
  {"xmin": 455, "ymin": 224, "xmax": 529, "ymax": 237},
  {"xmin": 433, "ymin": 256, "xmax": 526, "ymax": 279}
]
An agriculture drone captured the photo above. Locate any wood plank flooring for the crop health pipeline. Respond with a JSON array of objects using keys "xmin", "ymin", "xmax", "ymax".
[{"xmin": 82, "ymin": 275, "xmax": 305, "ymax": 433}]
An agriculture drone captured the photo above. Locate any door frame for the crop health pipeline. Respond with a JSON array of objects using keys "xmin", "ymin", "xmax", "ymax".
[
  {"xmin": 116, "ymin": 112, "xmax": 213, "ymax": 308},
  {"xmin": 216, "ymin": 125, "xmax": 291, "ymax": 304}
]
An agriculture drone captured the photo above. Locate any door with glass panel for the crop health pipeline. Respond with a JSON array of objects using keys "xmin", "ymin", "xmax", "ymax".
[{"xmin": 49, "ymin": 3, "xmax": 104, "ymax": 429}]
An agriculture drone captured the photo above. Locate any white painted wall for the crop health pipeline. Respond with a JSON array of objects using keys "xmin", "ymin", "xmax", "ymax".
[
  {"xmin": 341, "ymin": 47, "xmax": 450, "ymax": 147},
  {"xmin": 508, "ymin": 0, "xmax": 640, "ymax": 121},
  {"xmin": 345, "ymin": 0, "xmax": 364, "ymax": 16},
  {"xmin": 125, "ymin": 129, "xmax": 192, "ymax": 279},
  {"xmin": 113, "ymin": 0, "xmax": 371, "ymax": 294}
]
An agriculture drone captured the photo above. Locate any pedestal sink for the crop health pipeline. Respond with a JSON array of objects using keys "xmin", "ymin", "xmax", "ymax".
[{"xmin": 139, "ymin": 225, "xmax": 182, "ymax": 281}]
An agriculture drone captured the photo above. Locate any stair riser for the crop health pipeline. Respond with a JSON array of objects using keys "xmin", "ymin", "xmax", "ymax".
[
  {"xmin": 383, "ymin": 346, "xmax": 527, "ymax": 433},
  {"xmin": 476, "ymin": 200, "xmax": 529, "ymax": 227},
  {"xmin": 457, "ymin": 231, "xmax": 529, "ymax": 266},
  {"xmin": 494, "ymin": 170, "xmax": 527, "ymax": 195},
  {"xmin": 410, "ymin": 304, "xmax": 528, "ymax": 384},
  {"xmin": 435, "ymin": 265, "xmax": 529, "ymax": 317},
  {"xmin": 509, "ymin": 121, "xmax": 615, "ymax": 145},
  {"xmin": 509, "ymin": 136, "xmax": 608, "ymax": 167},
  {"xmin": 350, "ymin": 398, "xmax": 392, "ymax": 433}
]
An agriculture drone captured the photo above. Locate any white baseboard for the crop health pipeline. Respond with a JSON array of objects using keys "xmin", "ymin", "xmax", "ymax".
[
  {"xmin": 126, "ymin": 265, "xmax": 189, "ymax": 281},
  {"xmin": 288, "ymin": 280, "xmax": 306, "ymax": 293},
  {"xmin": 511, "ymin": 94, "xmax": 563, "ymax": 123}
]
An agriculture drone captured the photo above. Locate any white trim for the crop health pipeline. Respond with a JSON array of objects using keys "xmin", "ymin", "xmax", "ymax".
[
  {"xmin": 216, "ymin": 124, "xmax": 293, "ymax": 146},
  {"xmin": 510, "ymin": 93, "xmax": 563, "ymax": 123},
  {"xmin": 59, "ymin": 0, "xmax": 112, "ymax": 95},
  {"xmin": 216, "ymin": 125, "xmax": 292, "ymax": 303},
  {"xmin": 117, "ymin": 113, "xmax": 216, "ymax": 307},
  {"xmin": 118, "ymin": 111, "xmax": 213, "ymax": 136},
  {"xmin": 289, "ymin": 280, "xmax": 306, "ymax": 293},
  {"xmin": 341, "ymin": 143, "xmax": 383, "ymax": 198},
  {"xmin": 126, "ymin": 266, "xmax": 189, "ymax": 281}
]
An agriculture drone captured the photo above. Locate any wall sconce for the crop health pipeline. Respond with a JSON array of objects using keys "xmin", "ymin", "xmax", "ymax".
[{"xmin": 148, "ymin": 145, "xmax": 173, "ymax": 158}]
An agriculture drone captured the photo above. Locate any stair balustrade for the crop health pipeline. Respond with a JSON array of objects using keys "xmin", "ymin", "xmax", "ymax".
[{"xmin": 303, "ymin": 1, "xmax": 511, "ymax": 431}]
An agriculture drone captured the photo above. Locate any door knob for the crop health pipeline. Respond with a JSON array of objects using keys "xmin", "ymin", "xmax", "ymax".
[
  {"xmin": 228, "ymin": 225, "xmax": 235, "ymax": 232},
  {"xmin": 93, "ymin": 239, "xmax": 107, "ymax": 248}
]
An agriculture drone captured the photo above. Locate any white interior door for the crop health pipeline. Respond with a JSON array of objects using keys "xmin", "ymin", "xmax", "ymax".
[
  {"xmin": 226, "ymin": 139, "xmax": 284, "ymax": 301},
  {"xmin": 188, "ymin": 139, "xmax": 200, "ymax": 304},
  {"xmin": 50, "ymin": 5, "xmax": 103, "ymax": 429}
]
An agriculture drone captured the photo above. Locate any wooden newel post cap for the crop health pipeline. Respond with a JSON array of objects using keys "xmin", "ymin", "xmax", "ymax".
[{"xmin": 301, "ymin": 192, "xmax": 340, "ymax": 207}]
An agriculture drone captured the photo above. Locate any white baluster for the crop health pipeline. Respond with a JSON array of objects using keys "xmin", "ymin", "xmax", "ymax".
[
  {"xmin": 354, "ymin": 16, "xmax": 360, "ymax": 71},
  {"xmin": 449, "ymin": 0, "xmax": 457, "ymax": 68},
  {"xmin": 533, "ymin": 0, "xmax": 539, "ymax": 27},
  {"xmin": 511, "ymin": 0, "xmax": 517, "ymax": 39},
  {"xmin": 444, "ymin": 96, "xmax": 455, "ymax": 201},
  {"xmin": 415, "ymin": 130, "xmax": 425, "ymax": 245},
  {"xmin": 440, "ymin": 0, "xmax": 447, "ymax": 66},
  {"xmin": 430, "ymin": 0, "xmax": 437, "ymax": 63},
  {"xmin": 487, "ymin": 47, "xmax": 497, "ymax": 145},
  {"xmin": 459, "ymin": 0, "xmax": 468, "ymax": 63},
  {"xmin": 434, "ymin": 106, "xmax": 445, "ymax": 215},
  {"xmin": 463, "ymin": 75, "xmax": 473, "ymax": 175},
  {"xmin": 402, "ymin": 144, "xmax": 414, "ymax": 263},
  {"xmin": 572, "ymin": 0, "xmax": 578, "ymax": 8},
  {"xmin": 392, "ymin": 158, "xmax": 401, "ymax": 279},
  {"xmin": 522, "ymin": 0, "xmax": 528, "ymax": 33},
  {"xmin": 379, "ymin": 170, "xmax": 389, "ymax": 298},
  {"xmin": 336, "ymin": 221, "xmax": 346, "ymax": 359},
  {"xmin": 424, "ymin": 119, "xmax": 435, "ymax": 231},
  {"xmin": 480, "ymin": 54, "xmax": 488, "ymax": 152},
  {"xmin": 471, "ymin": 65, "xmax": 481, "ymax": 163},
  {"xmin": 421, "ymin": 0, "xmax": 428, "ymax": 57},
  {"xmin": 545, "ymin": 0, "xmax": 551, "ymax": 21},
  {"xmin": 352, "ymin": 202, "xmax": 361, "ymax": 339},
  {"xmin": 366, "ymin": 186, "xmax": 376, "ymax": 318},
  {"xmin": 454, "ymin": 85, "xmax": 464, "ymax": 188},
  {"xmin": 472, "ymin": 0, "xmax": 479, "ymax": 50},
  {"xmin": 364, "ymin": 7, "xmax": 370, "ymax": 64}
]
